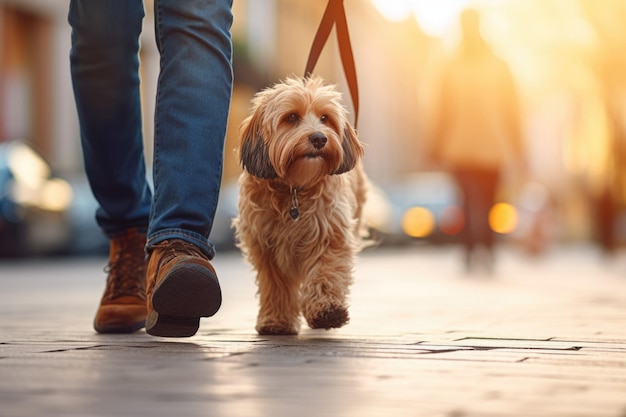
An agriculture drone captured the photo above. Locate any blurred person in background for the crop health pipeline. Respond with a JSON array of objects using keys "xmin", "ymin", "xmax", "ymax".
[
  {"xmin": 588, "ymin": 15, "xmax": 626, "ymax": 258},
  {"xmin": 69, "ymin": 0, "xmax": 233, "ymax": 337},
  {"xmin": 430, "ymin": 8, "xmax": 526, "ymax": 273}
]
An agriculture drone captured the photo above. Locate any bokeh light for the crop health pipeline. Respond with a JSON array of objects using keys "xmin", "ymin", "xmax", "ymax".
[
  {"xmin": 41, "ymin": 178, "xmax": 74, "ymax": 212},
  {"xmin": 438, "ymin": 205, "xmax": 465, "ymax": 236},
  {"xmin": 402, "ymin": 206, "xmax": 435, "ymax": 238},
  {"xmin": 489, "ymin": 202, "xmax": 518, "ymax": 234}
]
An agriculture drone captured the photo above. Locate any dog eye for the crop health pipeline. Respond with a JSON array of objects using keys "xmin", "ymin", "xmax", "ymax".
[
  {"xmin": 320, "ymin": 115, "xmax": 329, "ymax": 123},
  {"xmin": 286, "ymin": 113, "xmax": 300, "ymax": 123}
]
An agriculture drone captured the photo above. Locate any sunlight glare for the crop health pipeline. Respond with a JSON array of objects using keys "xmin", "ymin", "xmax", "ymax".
[
  {"xmin": 412, "ymin": 0, "xmax": 472, "ymax": 36},
  {"xmin": 371, "ymin": 0, "xmax": 473, "ymax": 36},
  {"xmin": 371, "ymin": 0, "xmax": 413, "ymax": 22}
]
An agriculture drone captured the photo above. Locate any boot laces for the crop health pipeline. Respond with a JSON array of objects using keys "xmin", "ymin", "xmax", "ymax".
[
  {"xmin": 103, "ymin": 233, "xmax": 146, "ymax": 301},
  {"xmin": 145, "ymin": 240, "xmax": 209, "ymax": 297},
  {"xmin": 159, "ymin": 239, "xmax": 208, "ymax": 264}
]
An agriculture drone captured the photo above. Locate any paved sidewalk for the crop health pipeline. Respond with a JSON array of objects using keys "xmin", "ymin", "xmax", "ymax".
[{"xmin": 1, "ymin": 245, "xmax": 626, "ymax": 417}]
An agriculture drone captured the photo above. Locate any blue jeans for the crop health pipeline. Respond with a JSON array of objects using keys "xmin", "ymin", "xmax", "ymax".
[{"xmin": 69, "ymin": 0, "xmax": 233, "ymax": 259}]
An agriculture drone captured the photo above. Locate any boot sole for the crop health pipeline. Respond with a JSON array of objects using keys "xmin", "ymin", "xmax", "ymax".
[
  {"xmin": 95, "ymin": 320, "xmax": 146, "ymax": 334},
  {"xmin": 146, "ymin": 263, "xmax": 222, "ymax": 337},
  {"xmin": 145, "ymin": 312, "xmax": 199, "ymax": 338}
]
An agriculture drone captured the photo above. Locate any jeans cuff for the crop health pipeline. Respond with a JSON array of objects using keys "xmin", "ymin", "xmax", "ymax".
[{"xmin": 146, "ymin": 229, "xmax": 216, "ymax": 259}]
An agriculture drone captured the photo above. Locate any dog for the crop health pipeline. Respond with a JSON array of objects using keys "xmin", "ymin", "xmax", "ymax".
[{"xmin": 233, "ymin": 76, "xmax": 369, "ymax": 335}]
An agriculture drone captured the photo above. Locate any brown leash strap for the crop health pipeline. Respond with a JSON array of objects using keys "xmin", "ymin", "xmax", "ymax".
[{"xmin": 304, "ymin": 0, "xmax": 359, "ymax": 127}]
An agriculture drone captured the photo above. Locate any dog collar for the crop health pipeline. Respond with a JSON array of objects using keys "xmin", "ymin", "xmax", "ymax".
[{"xmin": 289, "ymin": 187, "xmax": 300, "ymax": 220}]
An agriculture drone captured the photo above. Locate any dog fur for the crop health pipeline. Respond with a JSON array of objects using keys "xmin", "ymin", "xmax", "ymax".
[{"xmin": 233, "ymin": 76, "xmax": 368, "ymax": 335}]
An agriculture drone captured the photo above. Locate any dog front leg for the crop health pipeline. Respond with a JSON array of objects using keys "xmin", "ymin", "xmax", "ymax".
[
  {"xmin": 255, "ymin": 262, "xmax": 301, "ymax": 335},
  {"xmin": 300, "ymin": 253, "xmax": 353, "ymax": 330}
]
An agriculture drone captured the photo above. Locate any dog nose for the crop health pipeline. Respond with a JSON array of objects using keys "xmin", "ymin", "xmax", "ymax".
[{"xmin": 309, "ymin": 132, "xmax": 327, "ymax": 149}]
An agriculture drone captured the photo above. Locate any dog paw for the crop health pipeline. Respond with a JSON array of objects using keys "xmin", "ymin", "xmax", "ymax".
[
  {"xmin": 256, "ymin": 321, "xmax": 299, "ymax": 336},
  {"xmin": 307, "ymin": 305, "xmax": 349, "ymax": 330}
]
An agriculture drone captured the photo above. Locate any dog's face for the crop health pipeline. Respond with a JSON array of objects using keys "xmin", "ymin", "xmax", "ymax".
[{"xmin": 239, "ymin": 76, "xmax": 363, "ymax": 187}]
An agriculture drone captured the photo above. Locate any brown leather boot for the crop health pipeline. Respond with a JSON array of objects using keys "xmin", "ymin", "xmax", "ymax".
[
  {"xmin": 94, "ymin": 228, "xmax": 147, "ymax": 333},
  {"xmin": 145, "ymin": 239, "xmax": 222, "ymax": 337}
]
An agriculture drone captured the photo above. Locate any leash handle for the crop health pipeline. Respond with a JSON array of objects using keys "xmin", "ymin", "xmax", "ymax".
[{"xmin": 304, "ymin": 0, "xmax": 359, "ymax": 127}]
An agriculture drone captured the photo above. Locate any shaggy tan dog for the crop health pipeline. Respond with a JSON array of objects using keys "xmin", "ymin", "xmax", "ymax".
[{"xmin": 233, "ymin": 76, "xmax": 368, "ymax": 335}]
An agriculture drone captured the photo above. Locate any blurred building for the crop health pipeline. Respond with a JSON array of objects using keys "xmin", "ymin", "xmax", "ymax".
[
  {"xmin": 2, "ymin": 0, "xmax": 626, "ymax": 246},
  {"xmin": 1, "ymin": 0, "xmax": 74, "ymax": 171},
  {"xmin": 0, "ymin": 0, "xmax": 159, "ymax": 175},
  {"xmin": 229, "ymin": 0, "xmax": 433, "ymax": 183},
  {"xmin": 0, "ymin": 0, "xmax": 431, "ymax": 182}
]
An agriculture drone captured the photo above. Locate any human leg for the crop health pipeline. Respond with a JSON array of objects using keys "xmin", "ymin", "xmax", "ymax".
[
  {"xmin": 145, "ymin": 0, "xmax": 233, "ymax": 337},
  {"xmin": 147, "ymin": 0, "xmax": 234, "ymax": 258},
  {"xmin": 69, "ymin": 0, "xmax": 151, "ymax": 333},
  {"xmin": 69, "ymin": 0, "xmax": 152, "ymax": 235},
  {"xmin": 454, "ymin": 169, "xmax": 477, "ymax": 271},
  {"xmin": 474, "ymin": 168, "xmax": 500, "ymax": 273},
  {"xmin": 476, "ymin": 168, "xmax": 500, "ymax": 251}
]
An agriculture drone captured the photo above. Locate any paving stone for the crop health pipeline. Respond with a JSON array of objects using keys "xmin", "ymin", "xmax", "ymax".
[{"xmin": 1, "ymin": 245, "xmax": 626, "ymax": 417}]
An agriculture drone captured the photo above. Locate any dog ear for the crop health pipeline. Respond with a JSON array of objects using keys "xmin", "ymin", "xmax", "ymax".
[
  {"xmin": 239, "ymin": 111, "xmax": 278, "ymax": 179},
  {"xmin": 332, "ymin": 124, "xmax": 363, "ymax": 175}
]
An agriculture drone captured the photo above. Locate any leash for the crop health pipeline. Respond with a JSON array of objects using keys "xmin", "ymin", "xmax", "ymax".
[
  {"xmin": 304, "ymin": 0, "xmax": 359, "ymax": 128},
  {"xmin": 288, "ymin": 0, "xmax": 358, "ymax": 221}
]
